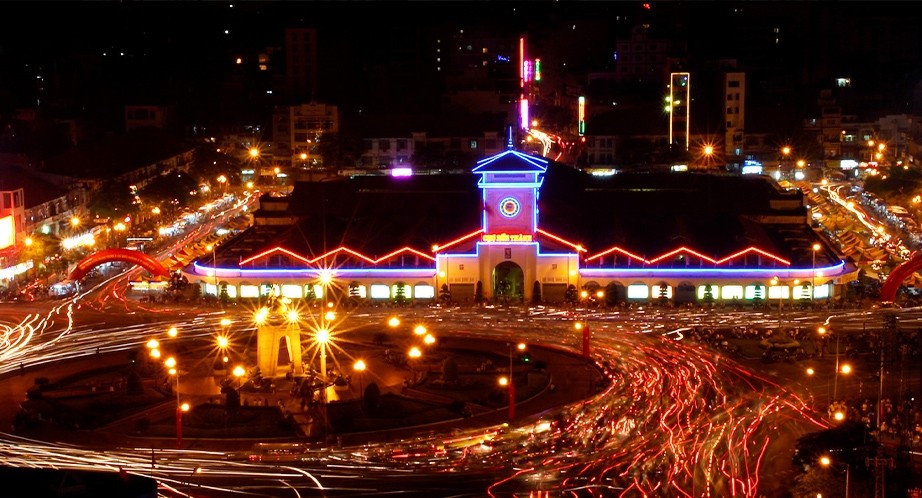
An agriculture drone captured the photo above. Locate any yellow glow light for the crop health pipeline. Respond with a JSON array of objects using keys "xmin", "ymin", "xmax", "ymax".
[
  {"xmin": 409, "ymin": 347, "xmax": 421, "ymax": 358},
  {"xmin": 354, "ymin": 360, "xmax": 366, "ymax": 372},
  {"xmin": 249, "ymin": 148, "xmax": 259, "ymax": 158},
  {"xmin": 168, "ymin": 327, "xmax": 178, "ymax": 338},
  {"xmin": 316, "ymin": 329, "xmax": 330, "ymax": 344},
  {"xmin": 147, "ymin": 339, "xmax": 159, "ymax": 349},
  {"xmin": 388, "ymin": 317, "xmax": 400, "ymax": 328},
  {"xmin": 287, "ymin": 310, "xmax": 299, "ymax": 322},
  {"xmin": 150, "ymin": 348, "xmax": 161, "ymax": 358},
  {"xmin": 217, "ymin": 336, "xmax": 229, "ymax": 348},
  {"xmin": 220, "ymin": 318, "xmax": 231, "ymax": 328},
  {"xmin": 841, "ymin": 364, "xmax": 851, "ymax": 374},
  {"xmin": 498, "ymin": 376, "xmax": 508, "ymax": 386},
  {"xmin": 233, "ymin": 366, "xmax": 245, "ymax": 377},
  {"xmin": 181, "ymin": 403, "xmax": 190, "ymax": 412},
  {"xmin": 164, "ymin": 357, "xmax": 176, "ymax": 368},
  {"xmin": 414, "ymin": 325, "xmax": 427, "ymax": 335}
]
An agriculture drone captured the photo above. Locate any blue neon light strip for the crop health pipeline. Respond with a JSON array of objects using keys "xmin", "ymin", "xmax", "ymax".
[
  {"xmin": 193, "ymin": 262, "xmax": 436, "ymax": 279},
  {"xmin": 579, "ymin": 261, "xmax": 847, "ymax": 278},
  {"xmin": 472, "ymin": 150, "xmax": 548, "ymax": 171}
]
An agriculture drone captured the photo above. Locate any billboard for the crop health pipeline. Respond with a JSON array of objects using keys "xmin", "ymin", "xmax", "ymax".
[{"xmin": 0, "ymin": 216, "xmax": 14, "ymax": 250}]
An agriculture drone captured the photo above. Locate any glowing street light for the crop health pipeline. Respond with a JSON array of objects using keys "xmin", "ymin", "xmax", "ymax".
[
  {"xmin": 233, "ymin": 365, "xmax": 246, "ymax": 388},
  {"xmin": 216, "ymin": 336, "xmax": 229, "ymax": 349},
  {"xmin": 249, "ymin": 148, "xmax": 259, "ymax": 158},
  {"xmin": 168, "ymin": 327, "xmax": 178, "ymax": 338},
  {"xmin": 819, "ymin": 455, "xmax": 850, "ymax": 498},
  {"xmin": 388, "ymin": 317, "xmax": 400, "ymax": 328},
  {"xmin": 353, "ymin": 360, "xmax": 366, "ymax": 402},
  {"xmin": 414, "ymin": 325, "xmax": 427, "ymax": 336}
]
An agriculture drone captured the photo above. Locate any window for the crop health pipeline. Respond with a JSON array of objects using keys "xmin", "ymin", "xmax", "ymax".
[
  {"xmin": 470, "ymin": 139, "xmax": 478, "ymax": 149},
  {"xmin": 397, "ymin": 139, "xmax": 407, "ymax": 151},
  {"xmin": 459, "ymin": 264, "xmax": 464, "ymax": 270},
  {"xmin": 551, "ymin": 264, "xmax": 558, "ymax": 270},
  {"xmin": 697, "ymin": 285, "xmax": 720, "ymax": 300},
  {"xmin": 414, "ymin": 285, "xmax": 435, "ymax": 299},
  {"xmin": 767, "ymin": 286, "xmax": 789, "ymax": 300},
  {"xmin": 728, "ymin": 80, "xmax": 740, "ymax": 88},
  {"xmin": 391, "ymin": 284, "xmax": 412, "ymax": 299},
  {"xmin": 627, "ymin": 284, "xmax": 649, "ymax": 299},
  {"xmin": 380, "ymin": 140, "xmax": 390, "ymax": 152},
  {"xmin": 727, "ymin": 107, "xmax": 733, "ymax": 114},
  {"xmin": 727, "ymin": 121, "xmax": 733, "ymax": 128},
  {"xmin": 370, "ymin": 284, "xmax": 390, "ymax": 299},
  {"xmin": 728, "ymin": 93, "xmax": 733, "ymax": 101},
  {"xmin": 486, "ymin": 139, "xmax": 497, "ymax": 149},
  {"xmin": 363, "ymin": 140, "xmax": 373, "ymax": 151},
  {"xmin": 482, "ymin": 47, "xmax": 488, "ymax": 53},
  {"xmin": 721, "ymin": 285, "xmax": 744, "ymax": 300},
  {"xmin": 240, "ymin": 285, "xmax": 259, "ymax": 298},
  {"xmin": 281, "ymin": 285, "xmax": 302, "ymax": 298}
]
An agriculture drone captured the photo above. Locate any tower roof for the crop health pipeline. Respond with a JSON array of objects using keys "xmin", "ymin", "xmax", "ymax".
[{"xmin": 471, "ymin": 149, "xmax": 549, "ymax": 173}]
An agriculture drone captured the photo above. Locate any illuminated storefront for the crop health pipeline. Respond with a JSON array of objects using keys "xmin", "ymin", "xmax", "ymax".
[{"xmin": 182, "ymin": 141, "xmax": 856, "ymax": 304}]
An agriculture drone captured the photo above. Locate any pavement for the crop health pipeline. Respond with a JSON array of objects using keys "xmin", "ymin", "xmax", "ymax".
[{"xmin": 0, "ymin": 332, "xmax": 604, "ymax": 451}]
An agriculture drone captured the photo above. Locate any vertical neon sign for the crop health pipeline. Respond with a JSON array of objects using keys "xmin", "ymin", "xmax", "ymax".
[
  {"xmin": 521, "ymin": 99, "xmax": 530, "ymax": 130},
  {"xmin": 578, "ymin": 96, "xmax": 586, "ymax": 136},
  {"xmin": 534, "ymin": 58, "xmax": 541, "ymax": 81},
  {"xmin": 519, "ymin": 37, "xmax": 525, "ymax": 88}
]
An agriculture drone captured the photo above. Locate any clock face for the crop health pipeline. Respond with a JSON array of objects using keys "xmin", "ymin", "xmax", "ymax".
[{"xmin": 499, "ymin": 197, "xmax": 521, "ymax": 218}]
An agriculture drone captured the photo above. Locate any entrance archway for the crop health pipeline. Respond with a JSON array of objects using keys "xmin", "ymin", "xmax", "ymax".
[
  {"xmin": 69, "ymin": 248, "xmax": 170, "ymax": 281},
  {"xmin": 881, "ymin": 252, "xmax": 922, "ymax": 301},
  {"xmin": 492, "ymin": 261, "xmax": 524, "ymax": 302}
]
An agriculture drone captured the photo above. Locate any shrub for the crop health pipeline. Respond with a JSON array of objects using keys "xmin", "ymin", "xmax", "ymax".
[
  {"xmin": 127, "ymin": 370, "xmax": 145, "ymax": 396},
  {"xmin": 363, "ymin": 382, "xmax": 381, "ymax": 414},
  {"xmin": 441, "ymin": 356, "xmax": 459, "ymax": 383},
  {"xmin": 134, "ymin": 417, "xmax": 150, "ymax": 432}
]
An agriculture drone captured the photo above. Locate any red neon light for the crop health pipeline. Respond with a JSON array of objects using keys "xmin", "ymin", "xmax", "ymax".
[
  {"xmin": 432, "ymin": 229, "xmax": 483, "ymax": 253},
  {"xmin": 585, "ymin": 246, "xmax": 646, "ymax": 263},
  {"xmin": 647, "ymin": 247, "xmax": 716, "ymax": 265},
  {"xmin": 715, "ymin": 247, "xmax": 791, "ymax": 266},
  {"xmin": 519, "ymin": 37, "xmax": 525, "ymax": 88},
  {"xmin": 536, "ymin": 228, "xmax": 587, "ymax": 252},
  {"xmin": 240, "ymin": 245, "xmax": 437, "ymax": 267},
  {"xmin": 239, "ymin": 246, "xmax": 313, "ymax": 266}
]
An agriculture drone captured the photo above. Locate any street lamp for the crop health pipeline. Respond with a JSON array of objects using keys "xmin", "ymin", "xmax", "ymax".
[
  {"xmin": 353, "ymin": 360, "xmax": 366, "ymax": 403},
  {"xmin": 206, "ymin": 244, "xmax": 218, "ymax": 298},
  {"xmin": 506, "ymin": 342, "xmax": 525, "ymax": 421},
  {"xmin": 812, "ymin": 243, "xmax": 821, "ymax": 300},
  {"xmin": 233, "ymin": 365, "xmax": 245, "ymax": 388},
  {"xmin": 316, "ymin": 327, "xmax": 330, "ymax": 438},
  {"xmin": 770, "ymin": 277, "xmax": 799, "ymax": 332},
  {"xmin": 217, "ymin": 175, "xmax": 227, "ymax": 196},
  {"xmin": 819, "ymin": 456, "xmax": 850, "ymax": 498},
  {"xmin": 165, "ymin": 357, "xmax": 188, "ymax": 448}
]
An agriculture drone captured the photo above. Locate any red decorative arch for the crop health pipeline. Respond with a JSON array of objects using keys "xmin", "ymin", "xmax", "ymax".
[
  {"xmin": 69, "ymin": 248, "xmax": 170, "ymax": 281},
  {"xmin": 880, "ymin": 252, "xmax": 922, "ymax": 302}
]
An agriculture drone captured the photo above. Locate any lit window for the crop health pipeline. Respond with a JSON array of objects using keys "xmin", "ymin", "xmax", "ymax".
[
  {"xmin": 627, "ymin": 284, "xmax": 649, "ymax": 299},
  {"xmin": 205, "ymin": 283, "xmax": 217, "ymax": 296},
  {"xmin": 224, "ymin": 286, "xmax": 237, "ymax": 298},
  {"xmin": 414, "ymin": 285, "xmax": 435, "ymax": 299},
  {"xmin": 240, "ymin": 285, "xmax": 259, "ymax": 298},
  {"xmin": 282, "ymin": 285, "xmax": 302, "ymax": 298},
  {"xmin": 721, "ymin": 285, "xmax": 744, "ymax": 300},
  {"xmin": 482, "ymin": 47, "xmax": 488, "ymax": 54},
  {"xmin": 697, "ymin": 285, "xmax": 720, "ymax": 300},
  {"xmin": 391, "ymin": 285, "xmax": 413, "ymax": 299},
  {"xmin": 744, "ymin": 285, "xmax": 765, "ymax": 300},
  {"xmin": 793, "ymin": 285, "xmax": 812, "ymax": 300},
  {"xmin": 813, "ymin": 284, "xmax": 829, "ymax": 299},
  {"xmin": 767, "ymin": 286, "xmax": 789, "ymax": 300},
  {"xmin": 370, "ymin": 284, "xmax": 390, "ymax": 299},
  {"xmin": 651, "ymin": 284, "xmax": 673, "ymax": 299}
]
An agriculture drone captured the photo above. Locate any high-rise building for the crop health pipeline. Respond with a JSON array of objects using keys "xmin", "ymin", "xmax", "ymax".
[
  {"xmin": 668, "ymin": 72, "xmax": 690, "ymax": 152},
  {"xmin": 724, "ymin": 72, "xmax": 746, "ymax": 161},
  {"xmin": 284, "ymin": 28, "xmax": 318, "ymax": 101}
]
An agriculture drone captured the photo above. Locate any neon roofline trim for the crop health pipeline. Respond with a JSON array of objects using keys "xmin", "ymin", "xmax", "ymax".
[
  {"xmin": 579, "ymin": 261, "xmax": 846, "ymax": 276},
  {"xmin": 715, "ymin": 247, "xmax": 791, "ymax": 265},
  {"xmin": 239, "ymin": 245, "xmax": 436, "ymax": 267},
  {"xmin": 585, "ymin": 245, "xmax": 792, "ymax": 266},
  {"xmin": 194, "ymin": 262, "xmax": 436, "ymax": 277},
  {"xmin": 472, "ymin": 150, "xmax": 548, "ymax": 171},
  {"xmin": 648, "ymin": 246, "xmax": 716, "ymax": 264},
  {"xmin": 536, "ymin": 228, "xmax": 587, "ymax": 252},
  {"xmin": 477, "ymin": 180, "xmax": 544, "ymax": 188},
  {"xmin": 238, "ymin": 246, "xmax": 313, "ymax": 266},
  {"xmin": 432, "ymin": 229, "xmax": 483, "ymax": 253},
  {"xmin": 585, "ymin": 246, "xmax": 646, "ymax": 263}
]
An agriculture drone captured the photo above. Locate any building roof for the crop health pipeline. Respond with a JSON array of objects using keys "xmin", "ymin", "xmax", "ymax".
[
  {"xmin": 42, "ymin": 128, "xmax": 193, "ymax": 179},
  {"xmin": 213, "ymin": 154, "xmax": 833, "ymax": 270},
  {"xmin": 344, "ymin": 113, "xmax": 508, "ymax": 139},
  {"xmin": 0, "ymin": 166, "xmax": 69, "ymax": 208}
]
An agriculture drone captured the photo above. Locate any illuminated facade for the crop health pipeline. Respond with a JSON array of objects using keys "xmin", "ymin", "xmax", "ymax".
[{"xmin": 183, "ymin": 141, "xmax": 856, "ymax": 304}]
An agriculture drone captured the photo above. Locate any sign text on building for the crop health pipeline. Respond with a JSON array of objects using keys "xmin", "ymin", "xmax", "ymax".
[{"xmin": 482, "ymin": 233, "xmax": 533, "ymax": 243}]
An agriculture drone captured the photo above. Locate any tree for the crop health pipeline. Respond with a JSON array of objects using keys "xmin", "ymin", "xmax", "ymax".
[
  {"xmin": 221, "ymin": 385, "xmax": 240, "ymax": 413},
  {"xmin": 87, "ymin": 179, "xmax": 137, "ymax": 221},
  {"xmin": 565, "ymin": 284, "xmax": 578, "ymax": 304},
  {"xmin": 139, "ymin": 172, "xmax": 200, "ymax": 212},
  {"xmin": 441, "ymin": 356, "xmax": 459, "ymax": 383},
  {"xmin": 439, "ymin": 283, "xmax": 451, "ymax": 304},
  {"xmin": 127, "ymin": 370, "xmax": 144, "ymax": 395},
  {"xmin": 474, "ymin": 281, "xmax": 484, "ymax": 304},
  {"xmin": 394, "ymin": 282, "xmax": 408, "ymax": 305},
  {"xmin": 531, "ymin": 280, "xmax": 542, "ymax": 304},
  {"xmin": 363, "ymin": 382, "xmax": 381, "ymax": 414}
]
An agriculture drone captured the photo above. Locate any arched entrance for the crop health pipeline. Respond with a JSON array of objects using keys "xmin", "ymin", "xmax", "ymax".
[
  {"xmin": 493, "ymin": 261, "xmax": 524, "ymax": 302},
  {"xmin": 69, "ymin": 248, "xmax": 170, "ymax": 281}
]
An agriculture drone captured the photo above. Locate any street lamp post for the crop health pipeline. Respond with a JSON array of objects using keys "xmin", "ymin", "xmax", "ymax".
[
  {"xmin": 820, "ymin": 456, "xmax": 850, "ymax": 498},
  {"xmin": 812, "ymin": 243, "xmax": 821, "ymax": 301},
  {"xmin": 770, "ymin": 277, "xmax": 799, "ymax": 333},
  {"xmin": 506, "ymin": 343, "xmax": 525, "ymax": 421},
  {"xmin": 353, "ymin": 360, "xmax": 366, "ymax": 403},
  {"xmin": 206, "ymin": 244, "xmax": 218, "ymax": 298},
  {"xmin": 165, "ymin": 357, "xmax": 188, "ymax": 449},
  {"xmin": 316, "ymin": 327, "xmax": 330, "ymax": 439}
]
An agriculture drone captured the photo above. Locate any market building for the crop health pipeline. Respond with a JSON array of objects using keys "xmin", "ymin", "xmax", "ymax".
[{"xmin": 183, "ymin": 141, "xmax": 857, "ymax": 305}]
